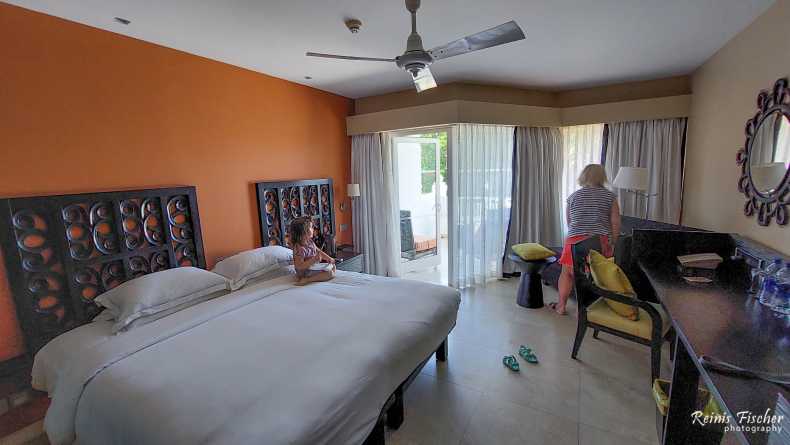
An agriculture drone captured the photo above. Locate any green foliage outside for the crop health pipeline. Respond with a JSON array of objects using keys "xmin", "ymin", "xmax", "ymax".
[{"xmin": 418, "ymin": 132, "xmax": 448, "ymax": 193}]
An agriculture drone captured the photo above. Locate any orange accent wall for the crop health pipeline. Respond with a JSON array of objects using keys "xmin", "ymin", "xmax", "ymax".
[{"xmin": 0, "ymin": 3, "xmax": 353, "ymax": 360}]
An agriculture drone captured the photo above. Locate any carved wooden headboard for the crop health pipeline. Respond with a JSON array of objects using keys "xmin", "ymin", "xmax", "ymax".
[
  {"xmin": 255, "ymin": 179, "xmax": 336, "ymax": 254},
  {"xmin": 0, "ymin": 186, "xmax": 206, "ymax": 355}
]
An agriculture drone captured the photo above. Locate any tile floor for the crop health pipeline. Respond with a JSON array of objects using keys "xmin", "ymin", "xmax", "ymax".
[{"xmin": 393, "ymin": 273, "xmax": 670, "ymax": 445}]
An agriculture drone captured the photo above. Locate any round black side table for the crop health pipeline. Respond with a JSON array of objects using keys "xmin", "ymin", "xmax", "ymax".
[{"xmin": 507, "ymin": 253, "xmax": 557, "ymax": 309}]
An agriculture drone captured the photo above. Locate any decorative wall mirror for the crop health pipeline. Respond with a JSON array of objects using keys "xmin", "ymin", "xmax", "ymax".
[{"xmin": 736, "ymin": 77, "xmax": 790, "ymax": 226}]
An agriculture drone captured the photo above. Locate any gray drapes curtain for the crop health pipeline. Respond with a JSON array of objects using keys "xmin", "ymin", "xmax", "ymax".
[
  {"xmin": 504, "ymin": 127, "xmax": 564, "ymax": 274},
  {"xmin": 604, "ymin": 118, "xmax": 686, "ymax": 224},
  {"xmin": 351, "ymin": 133, "xmax": 401, "ymax": 277}
]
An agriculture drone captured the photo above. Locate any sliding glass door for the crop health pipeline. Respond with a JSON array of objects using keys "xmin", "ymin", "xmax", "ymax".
[{"xmin": 395, "ymin": 136, "xmax": 442, "ymax": 273}]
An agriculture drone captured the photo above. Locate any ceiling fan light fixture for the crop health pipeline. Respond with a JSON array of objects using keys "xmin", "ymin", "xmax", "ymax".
[{"xmin": 413, "ymin": 68, "xmax": 437, "ymax": 92}]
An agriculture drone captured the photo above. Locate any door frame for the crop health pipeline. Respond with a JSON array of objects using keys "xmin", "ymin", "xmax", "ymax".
[
  {"xmin": 394, "ymin": 135, "xmax": 442, "ymax": 273},
  {"xmin": 387, "ymin": 126, "xmax": 454, "ymax": 279}
]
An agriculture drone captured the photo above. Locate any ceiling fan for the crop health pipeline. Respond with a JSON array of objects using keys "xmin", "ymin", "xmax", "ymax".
[{"xmin": 306, "ymin": 0, "xmax": 526, "ymax": 92}]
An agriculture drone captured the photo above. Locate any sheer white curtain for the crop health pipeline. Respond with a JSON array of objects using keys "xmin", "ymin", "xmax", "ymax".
[
  {"xmin": 351, "ymin": 133, "xmax": 401, "ymax": 277},
  {"xmin": 604, "ymin": 118, "xmax": 686, "ymax": 223},
  {"xmin": 449, "ymin": 124, "xmax": 514, "ymax": 288},
  {"xmin": 560, "ymin": 124, "xmax": 605, "ymax": 234}
]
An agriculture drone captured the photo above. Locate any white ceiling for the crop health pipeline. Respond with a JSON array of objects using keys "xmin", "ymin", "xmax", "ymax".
[{"xmin": 7, "ymin": 0, "xmax": 775, "ymax": 99}]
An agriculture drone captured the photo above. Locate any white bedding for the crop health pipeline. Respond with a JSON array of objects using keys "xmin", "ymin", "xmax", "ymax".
[{"xmin": 34, "ymin": 271, "xmax": 460, "ymax": 445}]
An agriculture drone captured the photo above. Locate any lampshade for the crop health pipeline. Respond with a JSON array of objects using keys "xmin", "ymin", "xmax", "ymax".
[
  {"xmin": 612, "ymin": 167, "xmax": 649, "ymax": 191},
  {"xmin": 347, "ymin": 183, "xmax": 360, "ymax": 197}
]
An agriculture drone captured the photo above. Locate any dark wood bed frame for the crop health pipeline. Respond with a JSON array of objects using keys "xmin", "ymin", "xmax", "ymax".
[
  {"xmin": 363, "ymin": 339, "xmax": 448, "ymax": 445},
  {"xmin": 0, "ymin": 186, "xmax": 206, "ymax": 373},
  {"xmin": 0, "ymin": 183, "xmax": 448, "ymax": 445},
  {"xmin": 254, "ymin": 178, "xmax": 452, "ymax": 445},
  {"xmin": 255, "ymin": 178, "xmax": 337, "ymax": 255}
]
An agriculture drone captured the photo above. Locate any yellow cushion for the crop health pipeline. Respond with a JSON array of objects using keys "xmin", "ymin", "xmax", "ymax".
[
  {"xmin": 586, "ymin": 298, "xmax": 670, "ymax": 340},
  {"xmin": 512, "ymin": 243, "xmax": 555, "ymax": 261},
  {"xmin": 588, "ymin": 250, "xmax": 639, "ymax": 321}
]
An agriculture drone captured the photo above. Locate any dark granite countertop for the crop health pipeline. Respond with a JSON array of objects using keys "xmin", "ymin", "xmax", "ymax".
[{"xmin": 639, "ymin": 258, "xmax": 789, "ymax": 445}]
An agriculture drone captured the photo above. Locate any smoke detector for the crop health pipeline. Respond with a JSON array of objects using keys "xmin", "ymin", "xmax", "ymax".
[{"xmin": 345, "ymin": 19, "xmax": 362, "ymax": 34}]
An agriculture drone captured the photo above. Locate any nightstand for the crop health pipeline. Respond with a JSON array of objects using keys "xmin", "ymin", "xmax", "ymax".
[
  {"xmin": 0, "ymin": 358, "xmax": 47, "ymax": 440},
  {"xmin": 335, "ymin": 250, "xmax": 364, "ymax": 273}
]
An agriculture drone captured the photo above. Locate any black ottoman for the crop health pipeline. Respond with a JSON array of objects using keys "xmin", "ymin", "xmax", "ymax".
[{"xmin": 507, "ymin": 253, "xmax": 557, "ymax": 309}]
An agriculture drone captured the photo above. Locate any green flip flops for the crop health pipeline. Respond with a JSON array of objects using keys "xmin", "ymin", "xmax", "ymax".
[
  {"xmin": 518, "ymin": 345, "xmax": 539, "ymax": 364},
  {"xmin": 502, "ymin": 355, "xmax": 520, "ymax": 372}
]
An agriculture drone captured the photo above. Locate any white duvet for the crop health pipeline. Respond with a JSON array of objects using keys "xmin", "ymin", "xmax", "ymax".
[{"xmin": 34, "ymin": 272, "xmax": 460, "ymax": 445}]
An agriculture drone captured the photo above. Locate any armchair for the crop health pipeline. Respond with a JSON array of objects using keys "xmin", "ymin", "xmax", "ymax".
[{"xmin": 569, "ymin": 237, "xmax": 673, "ymax": 384}]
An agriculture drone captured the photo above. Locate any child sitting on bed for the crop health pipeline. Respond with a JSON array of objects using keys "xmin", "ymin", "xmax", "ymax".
[{"xmin": 290, "ymin": 217, "xmax": 335, "ymax": 285}]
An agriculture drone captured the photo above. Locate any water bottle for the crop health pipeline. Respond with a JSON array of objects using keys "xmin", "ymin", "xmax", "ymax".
[
  {"xmin": 776, "ymin": 262, "xmax": 790, "ymax": 285},
  {"xmin": 753, "ymin": 259, "xmax": 785, "ymax": 298},
  {"xmin": 759, "ymin": 277, "xmax": 779, "ymax": 307},
  {"xmin": 766, "ymin": 258, "xmax": 784, "ymax": 277},
  {"xmin": 772, "ymin": 285, "xmax": 790, "ymax": 316},
  {"xmin": 749, "ymin": 261, "xmax": 769, "ymax": 294}
]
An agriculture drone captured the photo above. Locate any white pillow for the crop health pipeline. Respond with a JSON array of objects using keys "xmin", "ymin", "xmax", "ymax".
[
  {"xmin": 120, "ymin": 289, "xmax": 227, "ymax": 332},
  {"xmin": 95, "ymin": 267, "xmax": 227, "ymax": 333},
  {"xmin": 212, "ymin": 246, "xmax": 293, "ymax": 290}
]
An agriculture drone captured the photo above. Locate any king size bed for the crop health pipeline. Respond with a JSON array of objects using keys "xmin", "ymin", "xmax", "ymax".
[{"xmin": 0, "ymin": 185, "xmax": 459, "ymax": 445}]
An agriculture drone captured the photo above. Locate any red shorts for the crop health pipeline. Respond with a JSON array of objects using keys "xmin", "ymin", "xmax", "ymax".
[{"xmin": 558, "ymin": 234, "xmax": 612, "ymax": 267}]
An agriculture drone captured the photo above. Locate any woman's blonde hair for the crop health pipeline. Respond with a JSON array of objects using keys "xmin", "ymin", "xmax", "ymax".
[{"xmin": 578, "ymin": 164, "xmax": 608, "ymax": 187}]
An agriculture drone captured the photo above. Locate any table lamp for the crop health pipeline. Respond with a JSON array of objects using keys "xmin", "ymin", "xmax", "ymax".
[
  {"xmin": 612, "ymin": 167, "xmax": 655, "ymax": 219},
  {"xmin": 342, "ymin": 184, "xmax": 361, "ymax": 251}
]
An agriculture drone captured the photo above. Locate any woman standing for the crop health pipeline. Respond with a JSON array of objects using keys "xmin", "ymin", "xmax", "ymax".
[{"xmin": 549, "ymin": 164, "xmax": 620, "ymax": 315}]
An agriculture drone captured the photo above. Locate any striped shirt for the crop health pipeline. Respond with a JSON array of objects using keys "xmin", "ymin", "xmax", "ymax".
[
  {"xmin": 294, "ymin": 240, "xmax": 319, "ymax": 278},
  {"xmin": 566, "ymin": 186, "xmax": 617, "ymax": 237}
]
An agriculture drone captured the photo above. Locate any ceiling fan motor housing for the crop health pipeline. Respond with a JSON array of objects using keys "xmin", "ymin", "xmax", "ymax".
[{"xmin": 396, "ymin": 50, "xmax": 433, "ymax": 76}]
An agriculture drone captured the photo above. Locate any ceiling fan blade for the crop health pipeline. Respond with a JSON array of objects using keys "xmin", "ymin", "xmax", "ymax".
[
  {"xmin": 306, "ymin": 52, "xmax": 395, "ymax": 62},
  {"xmin": 428, "ymin": 21, "xmax": 525, "ymax": 61},
  {"xmin": 412, "ymin": 67, "xmax": 437, "ymax": 92}
]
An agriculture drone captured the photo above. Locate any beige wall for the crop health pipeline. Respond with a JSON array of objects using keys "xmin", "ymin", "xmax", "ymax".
[
  {"xmin": 347, "ymin": 95, "xmax": 690, "ymax": 135},
  {"xmin": 354, "ymin": 76, "xmax": 690, "ymax": 114},
  {"xmin": 354, "ymin": 83, "xmax": 556, "ymax": 114},
  {"xmin": 556, "ymin": 76, "xmax": 691, "ymax": 107},
  {"xmin": 456, "ymin": 101, "xmax": 560, "ymax": 127},
  {"xmin": 561, "ymin": 95, "xmax": 692, "ymax": 127},
  {"xmin": 346, "ymin": 100, "xmax": 561, "ymax": 134},
  {"xmin": 349, "ymin": 76, "xmax": 692, "ymax": 134},
  {"xmin": 683, "ymin": 0, "xmax": 790, "ymax": 254},
  {"xmin": 347, "ymin": 101, "xmax": 463, "ymax": 135}
]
